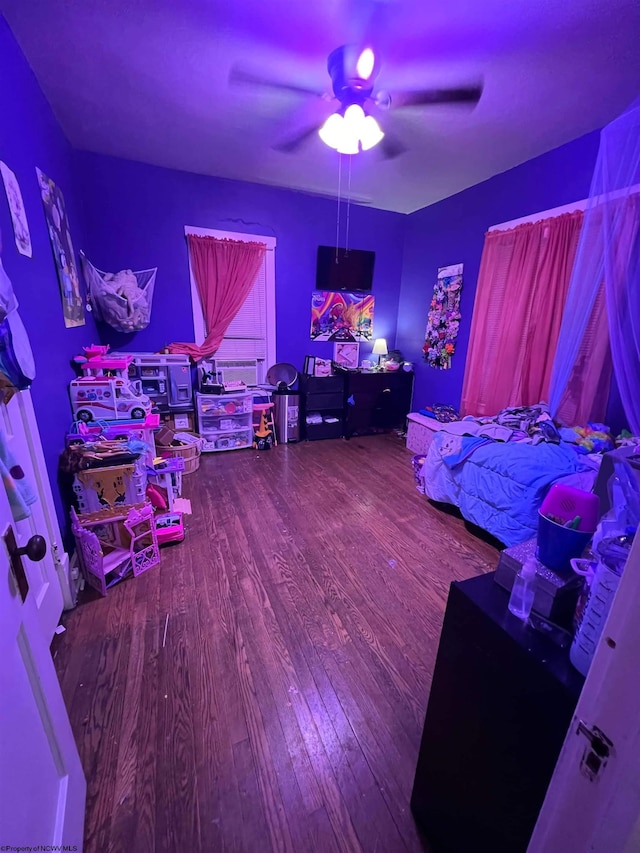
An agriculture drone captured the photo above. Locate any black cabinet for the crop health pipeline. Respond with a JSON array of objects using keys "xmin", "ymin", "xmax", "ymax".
[
  {"xmin": 344, "ymin": 370, "xmax": 413, "ymax": 438},
  {"xmin": 411, "ymin": 572, "xmax": 584, "ymax": 853},
  {"xmin": 299, "ymin": 374, "xmax": 345, "ymax": 440}
]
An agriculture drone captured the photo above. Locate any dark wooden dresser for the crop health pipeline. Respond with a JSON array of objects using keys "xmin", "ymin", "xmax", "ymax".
[
  {"xmin": 411, "ymin": 572, "xmax": 584, "ymax": 853},
  {"xmin": 344, "ymin": 370, "xmax": 414, "ymax": 438}
]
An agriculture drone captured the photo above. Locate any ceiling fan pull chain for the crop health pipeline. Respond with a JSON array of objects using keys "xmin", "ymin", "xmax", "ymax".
[
  {"xmin": 345, "ymin": 154, "xmax": 352, "ymax": 255},
  {"xmin": 335, "ymin": 152, "xmax": 343, "ymax": 261}
]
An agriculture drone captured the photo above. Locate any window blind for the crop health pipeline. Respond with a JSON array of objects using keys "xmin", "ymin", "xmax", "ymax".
[{"xmin": 214, "ymin": 253, "xmax": 268, "ymax": 361}]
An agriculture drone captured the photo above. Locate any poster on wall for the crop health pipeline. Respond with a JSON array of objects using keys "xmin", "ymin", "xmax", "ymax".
[
  {"xmin": 423, "ymin": 263, "xmax": 463, "ymax": 370},
  {"xmin": 36, "ymin": 167, "xmax": 84, "ymax": 327},
  {"xmin": 310, "ymin": 291, "xmax": 374, "ymax": 342},
  {"xmin": 0, "ymin": 162, "xmax": 32, "ymax": 257}
]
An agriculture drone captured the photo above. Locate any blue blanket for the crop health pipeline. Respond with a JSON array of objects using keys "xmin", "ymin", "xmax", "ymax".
[
  {"xmin": 423, "ymin": 431, "xmax": 593, "ymax": 546},
  {"xmin": 438, "ymin": 433, "xmax": 492, "ymax": 468}
]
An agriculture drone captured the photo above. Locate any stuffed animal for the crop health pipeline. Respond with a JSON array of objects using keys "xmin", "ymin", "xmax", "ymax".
[
  {"xmin": 104, "ymin": 270, "xmax": 146, "ymax": 305},
  {"xmin": 572, "ymin": 423, "xmax": 614, "ymax": 454},
  {"xmin": 102, "ymin": 269, "xmax": 148, "ymax": 330},
  {"xmin": 83, "ymin": 255, "xmax": 156, "ymax": 332}
]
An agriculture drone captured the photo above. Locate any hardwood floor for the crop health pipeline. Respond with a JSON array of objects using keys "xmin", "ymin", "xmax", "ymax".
[{"xmin": 55, "ymin": 434, "xmax": 499, "ymax": 853}]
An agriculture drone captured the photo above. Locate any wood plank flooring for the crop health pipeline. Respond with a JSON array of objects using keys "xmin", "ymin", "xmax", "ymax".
[{"xmin": 55, "ymin": 434, "xmax": 499, "ymax": 853}]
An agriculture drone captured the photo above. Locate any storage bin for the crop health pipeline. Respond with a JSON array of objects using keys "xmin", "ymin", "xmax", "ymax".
[
  {"xmin": 160, "ymin": 436, "xmax": 202, "ymax": 474},
  {"xmin": 406, "ymin": 413, "xmax": 443, "ymax": 454},
  {"xmin": 196, "ymin": 391, "xmax": 254, "ymax": 452},
  {"xmin": 537, "ymin": 512, "xmax": 593, "ymax": 574}
]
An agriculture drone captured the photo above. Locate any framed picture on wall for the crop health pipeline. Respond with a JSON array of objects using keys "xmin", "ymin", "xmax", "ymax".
[{"xmin": 333, "ymin": 342, "xmax": 359, "ymax": 370}]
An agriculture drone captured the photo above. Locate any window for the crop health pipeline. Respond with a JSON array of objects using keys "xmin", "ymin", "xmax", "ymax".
[{"xmin": 186, "ymin": 226, "xmax": 276, "ymax": 380}]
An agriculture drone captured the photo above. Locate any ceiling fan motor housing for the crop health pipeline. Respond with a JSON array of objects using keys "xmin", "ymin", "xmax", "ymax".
[{"xmin": 328, "ymin": 45, "xmax": 375, "ymax": 108}]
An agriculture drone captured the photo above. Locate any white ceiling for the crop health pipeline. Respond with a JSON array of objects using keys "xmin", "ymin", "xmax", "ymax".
[{"xmin": 3, "ymin": 0, "xmax": 640, "ymax": 213}]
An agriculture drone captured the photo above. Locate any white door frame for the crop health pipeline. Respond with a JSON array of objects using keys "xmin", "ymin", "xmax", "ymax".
[{"xmin": 529, "ymin": 533, "xmax": 640, "ymax": 852}]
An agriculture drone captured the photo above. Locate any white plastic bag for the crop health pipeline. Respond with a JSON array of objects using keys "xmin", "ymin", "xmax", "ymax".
[{"xmin": 81, "ymin": 252, "xmax": 157, "ymax": 333}]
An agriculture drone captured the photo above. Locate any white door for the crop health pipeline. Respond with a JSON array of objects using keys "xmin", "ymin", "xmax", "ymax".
[
  {"xmin": 2, "ymin": 390, "xmax": 66, "ymax": 640},
  {"xmin": 529, "ymin": 534, "xmax": 640, "ymax": 852},
  {"xmin": 0, "ymin": 457, "xmax": 86, "ymax": 848}
]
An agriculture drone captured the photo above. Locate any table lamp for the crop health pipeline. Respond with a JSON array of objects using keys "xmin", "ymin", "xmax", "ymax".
[{"xmin": 372, "ymin": 337, "xmax": 388, "ymax": 368}]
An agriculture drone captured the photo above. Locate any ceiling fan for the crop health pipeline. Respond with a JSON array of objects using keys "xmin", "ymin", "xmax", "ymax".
[{"xmin": 229, "ymin": 44, "xmax": 482, "ymax": 159}]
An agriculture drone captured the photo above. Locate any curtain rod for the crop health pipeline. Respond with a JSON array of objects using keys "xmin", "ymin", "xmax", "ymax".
[
  {"xmin": 184, "ymin": 225, "xmax": 276, "ymax": 249},
  {"xmin": 489, "ymin": 183, "xmax": 640, "ymax": 233}
]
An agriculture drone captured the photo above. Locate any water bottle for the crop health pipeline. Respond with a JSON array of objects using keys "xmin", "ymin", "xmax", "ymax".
[{"xmin": 508, "ymin": 557, "xmax": 537, "ymax": 620}]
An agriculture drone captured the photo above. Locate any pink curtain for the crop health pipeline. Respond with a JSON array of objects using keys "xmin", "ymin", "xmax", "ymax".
[
  {"xmin": 169, "ymin": 235, "xmax": 266, "ymax": 360},
  {"xmin": 460, "ymin": 211, "xmax": 584, "ymax": 416}
]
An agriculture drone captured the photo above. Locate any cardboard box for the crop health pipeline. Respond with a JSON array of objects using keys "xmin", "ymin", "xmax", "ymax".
[
  {"xmin": 160, "ymin": 410, "xmax": 196, "ymax": 434},
  {"xmin": 155, "ymin": 425, "xmax": 176, "ymax": 447}
]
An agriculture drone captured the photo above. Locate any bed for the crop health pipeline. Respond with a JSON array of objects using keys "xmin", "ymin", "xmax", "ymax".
[{"xmin": 419, "ymin": 414, "xmax": 600, "ymax": 547}]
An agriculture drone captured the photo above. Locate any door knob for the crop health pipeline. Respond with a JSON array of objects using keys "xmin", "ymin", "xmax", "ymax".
[
  {"xmin": 4, "ymin": 529, "xmax": 46, "ymax": 603},
  {"xmin": 18, "ymin": 534, "xmax": 47, "ymax": 562}
]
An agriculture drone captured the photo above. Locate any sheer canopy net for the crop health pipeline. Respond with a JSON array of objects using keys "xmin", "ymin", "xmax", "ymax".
[{"xmin": 550, "ymin": 100, "xmax": 640, "ymax": 432}]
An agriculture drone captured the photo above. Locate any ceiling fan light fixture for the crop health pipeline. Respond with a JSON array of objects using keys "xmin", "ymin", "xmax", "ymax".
[
  {"xmin": 319, "ymin": 104, "xmax": 383, "ymax": 154},
  {"xmin": 344, "ymin": 104, "xmax": 365, "ymax": 124},
  {"xmin": 360, "ymin": 115, "xmax": 384, "ymax": 150},
  {"xmin": 318, "ymin": 113, "xmax": 344, "ymax": 149},
  {"xmin": 336, "ymin": 129, "xmax": 360, "ymax": 155},
  {"xmin": 356, "ymin": 47, "xmax": 375, "ymax": 80}
]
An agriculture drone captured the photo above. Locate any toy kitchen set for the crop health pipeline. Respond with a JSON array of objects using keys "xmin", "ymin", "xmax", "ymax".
[{"xmin": 113, "ymin": 351, "xmax": 195, "ymax": 431}]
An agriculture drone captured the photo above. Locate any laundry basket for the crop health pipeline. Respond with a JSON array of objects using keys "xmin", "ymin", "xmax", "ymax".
[{"xmin": 159, "ymin": 433, "xmax": 203, "ymax": 474}]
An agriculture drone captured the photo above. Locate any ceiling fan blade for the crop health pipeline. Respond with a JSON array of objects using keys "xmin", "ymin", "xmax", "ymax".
[
  {"xmin": 273, "ymin": 124, "xmax": 322, "ymax": 154},
  {"xmin": 392, "ymin": 84, "xmax": 483, "ymax": 109},
  {"xmin": 229, "ymin": 66, "xmax": 326, "ymax": 99},
  {"xmin": 379, "ymin": 132, "xmax": 407, "ymax": 160}
]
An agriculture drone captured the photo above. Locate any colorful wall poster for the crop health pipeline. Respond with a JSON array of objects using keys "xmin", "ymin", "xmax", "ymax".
[
  {"xmin": 423, "ymin": 263, "xmax": 463, "ymax": 369},
  {"xmin": 36, "ymin": 167, "xmax": 84, "ymax": 327},
  {"xmin": 310, "ymin": 291, "xmax": 374, "ymax": 342},
  {"xmin": 0, "ymin": 162, "xmax": 32, "ymax": 257}
]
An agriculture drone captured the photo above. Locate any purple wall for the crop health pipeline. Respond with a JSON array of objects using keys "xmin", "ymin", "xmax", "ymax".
[
  {"xmin": 75, "ymin": 152, "xmax": 406, "ymax": 369},
  {"xmin": 397, "ymin": 131, "xmax": 602, "ymax": 415},
  {"xmin": 0, "ymin": 17, "xmax": 98, "ymax": 525}
]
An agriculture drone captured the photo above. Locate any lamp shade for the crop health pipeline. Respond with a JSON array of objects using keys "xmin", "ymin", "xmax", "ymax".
[{"xmin": 372, "ymin": 338, "xmax": 388, "ymax": 356}]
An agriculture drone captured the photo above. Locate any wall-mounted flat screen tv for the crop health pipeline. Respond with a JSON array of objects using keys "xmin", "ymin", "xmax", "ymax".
[{"xmin": 316, "ymin": 246, "xmax": 375, "ymax": 292}]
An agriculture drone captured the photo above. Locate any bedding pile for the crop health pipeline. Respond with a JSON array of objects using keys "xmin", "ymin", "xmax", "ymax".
[{"xmin": 419, "ymin": 404, "xmax": 608, "ymax": 547}]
